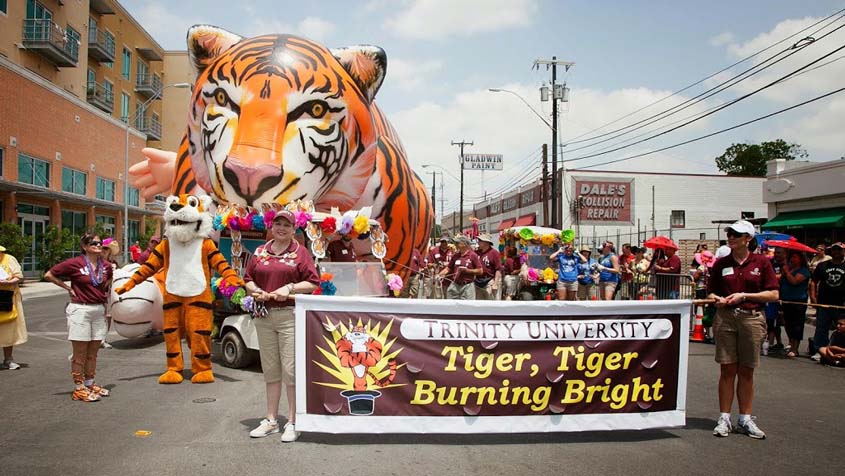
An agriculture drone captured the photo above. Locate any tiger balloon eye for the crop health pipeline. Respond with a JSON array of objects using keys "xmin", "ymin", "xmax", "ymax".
[
  {"xmin": 215, "ymin": 90, "xmax": 227, "ymax": 106},
  {"xmin": 311, "ymin": 102, "xmax": 325, "ymax": 118}
]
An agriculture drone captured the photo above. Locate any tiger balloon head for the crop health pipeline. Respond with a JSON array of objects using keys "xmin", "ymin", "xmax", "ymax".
[
  {"xmin": 186, "ymin": 25, "xmax": 386, "ymax": 208},
  {"xmin": 163, "ymin": 194, "xmax": 213, "ymax": 243}
]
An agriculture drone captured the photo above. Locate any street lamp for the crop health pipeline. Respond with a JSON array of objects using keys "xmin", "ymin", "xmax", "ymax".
[
  {"xmin": 123, "ymin": 82, "xmax": 191, "ymax": 263},
  {"xmin": 488, "ymin": 88, "xmax": 553, "ymax": 129}
]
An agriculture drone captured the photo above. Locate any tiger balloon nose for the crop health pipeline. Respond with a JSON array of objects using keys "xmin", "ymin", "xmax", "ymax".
[{"xmin": 222, "ymin": 157, "xmax": 283, "ymax": 205}]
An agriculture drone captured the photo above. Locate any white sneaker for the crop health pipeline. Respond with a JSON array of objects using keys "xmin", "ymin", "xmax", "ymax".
[
  {"xmin": 761, "ymin": 342, "xmax": 769, "ymax": 356},
  {"xmin": 100, "ymin": 341, "xmax": 113, "ymax": 349},
  {"xmin": 281, "ymin": 422, "xmax": 299, "ymax": 442},
  {"xmin": 713, "ymin": 416, "xmax": 732, "ymax": 437},
  {"xmin": 2, "ymin": 361, "xmax": 20, "ymax": 370},
  {"xmin": 811, "ymin": 353, "xmax": 821, "ymax": 362},
  {"xmin": 249, "ymin": 418, "xmax": 279, "ymax": 438},
  {"xmin": 736, "ymin": 417, "xmax": 766, "ymax": 439}
]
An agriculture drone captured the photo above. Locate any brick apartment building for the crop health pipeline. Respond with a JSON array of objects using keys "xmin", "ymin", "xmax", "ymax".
[{"xmin": 0, "ymin": 0, "xmax": 191, "ymax": 275}]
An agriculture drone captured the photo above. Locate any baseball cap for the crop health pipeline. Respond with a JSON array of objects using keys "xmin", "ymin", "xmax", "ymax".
[
  {"xmin": 580, "ymin": 245, "xmax": 591, "ymax": 253},
  {"xmin": 454, "ymin": 235, "xmax": 471, "ymax": 245},
  {"xmin": 828, "ymin": 242, "xmax": 844, "ymax": 251},
  {"xmin": 725, "ymin": 220, "xmax": 755, "ymax": 237},
  {"xmin": 714, "ymin": 245, "xmax": 731, "ymax": 260},
  {"xmin": 149, "ymin": 235, "xmax": 161, "ymax": 243},
  {"xmin": 477, "ymin": 233, "xmax": 495, "ymax": 245},
  {"xmin": 272, "ymin": 210, "xmax": 295, "ymax": 224},
  {"xmin": 439, "ymin": 235, "xmax": 450, "ymax": 242}
]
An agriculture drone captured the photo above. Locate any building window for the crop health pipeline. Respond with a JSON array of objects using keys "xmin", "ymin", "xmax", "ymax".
[
  {"xmin": 128, "ymin": 187, "xmax": 140, "ymax": 207},
  {"xmin": 503, "ymin": 197, "xmax": 518, "ymax": 211},
  {"xmin": 0, "ymin": 0, "xmax": 7, "ymax": 14},
  {"xmin": 122, "ymin": 47, "xmax": 131, "ymax": 80},
  {"xmin": 65, "ymin": 25, "xmax": 80, "ymax": 60},
  {"xmin": 700, "ymin": 233, "xmax": 706, "ymax": 240},
  {"xmin": 18, "ymin": 153, "xmax": 50, "ymax": 188},
  {"xmin": 120, "ymin": 92, "xmax": 130, "ymax": 123},
  {"xmin": 0, "ymin": 147, "xmax": 4, "ymax": 176},
  {"xmin": 96, "ymin": 215, "xmax": 115, "ymax": 235},
  {"xmin": 96, "ymin": 177, "xmax": 115, "ymax": 201},
  {"xmin": 741, "ymin": 211, "xmax": 755, "ymax": 219},
  {"xmin": 137, "ymin": 59, "xmax": 148, "ymax": 83},
  {"xmin": 521, "ymin": 189, "xmax": 535, "ymax": 204},
  {"xmin": 26, "ymin": 0, "xmax": 51, "ymax": 21},
  {"xmin": 128, "ymin": 219, "xmax": 140, "ymax": 245},
  {"xmin": 103, "ymin": 79, "xmax": 113, "ymax": 102},
  {"xmin": 61, "ymin": 167, "xmax": 87, "ymax": 195},
  {"xmin": 61, "ymin": 210, "xmax": 87, "ymax": 236},
  {"xmin": 670, "ymin": 210, "xmax": 685, "ymax": 228},
  {"xmin": 490, "ymin": 202, "xmax": 500, "ymax": 214}
]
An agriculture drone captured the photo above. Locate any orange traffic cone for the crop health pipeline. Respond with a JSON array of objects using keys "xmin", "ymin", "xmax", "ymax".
[
  {"xmin": 691, "ymin": 305, "xmax": 706, "ymax": 342},
  {"xmin": 590, "ymin": 295, "xmax": 597, "ymax": 301}
]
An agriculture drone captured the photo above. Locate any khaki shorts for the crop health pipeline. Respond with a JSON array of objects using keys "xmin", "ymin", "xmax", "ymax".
[
  {"xmin": 254, "ymin": 307, "xmax": 296, "ymax": 385},
  {"xmin": 447, "ymin": 282, "xmax": 476, "ymax": 300},
  {"xmin": 598, "ymin": 281, "xmax": 617, "ymax": 298},
  {"xmin": 713, "ymin": 308, "xmax": 767, "ymax": 368},
  {"xmin": 66, "ymin": 303, "xmax": 107, "ymax": 341},
  {"xmin": 556, "ymin": 281, "xmax": 578, "ymax": 292}
]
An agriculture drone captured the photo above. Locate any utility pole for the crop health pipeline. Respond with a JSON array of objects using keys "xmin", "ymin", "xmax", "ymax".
[
  {"xmin": 535, "ymin": 57, "xmax": 574, "ymax": 229},
  {"xmin": 451, "ymin": 140, "xmax": 473, "ymax": 234},
  {"xmin": 541, "ymin": 144, "xmax": 549, "ymax": 227},
  {"xmin": 428, "ymin": 171, "xmax": 437, "ymax": 241}
]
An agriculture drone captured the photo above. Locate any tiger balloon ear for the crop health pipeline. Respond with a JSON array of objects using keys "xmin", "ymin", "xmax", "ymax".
[
  {"xmin": 331, "ymin": 45, "xmax": 387, "ymax": 103},
  {"xmin": 186, "ymin": 25, "xmax": 243, "ymax": 76}
]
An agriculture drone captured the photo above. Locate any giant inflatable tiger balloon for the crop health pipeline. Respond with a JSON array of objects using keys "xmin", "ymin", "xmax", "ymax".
[{"xmin": 131, "ymin": 25, "xmax": 433, "ymax": 278}]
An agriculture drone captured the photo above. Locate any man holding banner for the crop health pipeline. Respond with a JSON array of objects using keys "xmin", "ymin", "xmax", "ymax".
[
  {"xmin": 439, "ymin": 235, "xmax": 482, "ymax": 300},
  {"xmin": 707, "ymin": 220, "xmax": 778, "ymax": 440}
]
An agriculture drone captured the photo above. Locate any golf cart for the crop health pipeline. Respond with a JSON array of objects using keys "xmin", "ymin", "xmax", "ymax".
[{"xmin": 501, "ymin": 226, "xmax": 565, "ymax": 301}]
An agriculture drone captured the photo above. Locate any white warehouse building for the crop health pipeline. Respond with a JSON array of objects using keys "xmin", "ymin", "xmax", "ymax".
[{"xmin": 469, "ymin": 168, "xmax": 767, "ymax": 248}]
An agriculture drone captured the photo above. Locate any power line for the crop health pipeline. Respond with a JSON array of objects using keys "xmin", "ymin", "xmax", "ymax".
[
  {"xmin": 563, "ymin": 39, "xmax": 845, "ymax": 164},
  {"xmin": 561, "ymin": 7, "xmax": 845, "ymax": 146},
  {"xmin": 577, "ymin": 85, "xmax": 845, "ymax": 170},
  {"xmin": 562, "ymin": 20, "xmax": 845, "ymax": 158}
]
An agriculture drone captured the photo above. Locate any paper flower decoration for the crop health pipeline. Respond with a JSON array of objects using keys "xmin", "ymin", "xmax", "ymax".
[
  {"xmin": 320, "ymin": 281, "xmax": 337, "ymax": 296},
  {"xmin": 320, "ymin": 216, "xmax": 337, "ymax": 234},
  {"xmin": 386, "ymin": 273, "xmax": 403, "ymax": 297},
  {"xmin": 526, "ymin": 268, "xmax": 539, "ymax": 282},
  {"xmin": 339, "ymin": 213, "xmax": 355, "ymax": 235},
  {"xmin": 230, "ymin": 287, "xmax": 247, "ymax": 305},
  {"xmin": 212, "ymin": 215, "xmax": 224, "ymax": 231},
  {"xmin": 263, "ymin": 210, "xmax": 276, "ymax": 229},
  {"xmin": 320, "ymin": 272, "xmax": 334, "ymax": 282},
  {"xmin": 252, "ymin": 213, "xmax": 266, "ymax": 231},
  {"xmin": 542, "ymin": 267, "xmax": 556, "ymax": 283},
  {"xmin": 353, "ymin": 215, "xmax": 370, "ymax": 234},
  {"xmin": 540, "ymin": 233, "xmax": 555, "ymax": 246},
  {"xmin": 561, "ymin": 229, "xmax": 575, "ymax": 243},
  {"xmin": 227, "ymin": 215, "xmax": 241, "ymax": 231},
  {"xmin": 238, "ymin": 215, "xmax": 252, "ymax": 231},
  {"xmin": 519, "ymin": 227, "xmax": 534, "ymax": 241},
  {"xmin": 240, "ymin": 295, "xmax": 255, "ymax": 313},
  {"xmin": 295, "ymin": 211, "xmax": 312, "ymax": 229}
]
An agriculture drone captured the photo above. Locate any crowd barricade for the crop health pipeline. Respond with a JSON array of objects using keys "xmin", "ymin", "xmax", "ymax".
[{"xmin": 613, "ymin": 270, "xmax": 695, "ymax": 301}]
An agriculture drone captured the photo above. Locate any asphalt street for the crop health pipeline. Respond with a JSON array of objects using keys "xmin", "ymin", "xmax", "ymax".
[{"xmin": 1, "ymin": 294, "xmax": 842, "ymax": 476}]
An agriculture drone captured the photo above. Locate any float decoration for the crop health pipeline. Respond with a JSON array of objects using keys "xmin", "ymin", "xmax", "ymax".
[{"xmin": 386, "ymin": 273, "xmax": 403, "ymax": 297}]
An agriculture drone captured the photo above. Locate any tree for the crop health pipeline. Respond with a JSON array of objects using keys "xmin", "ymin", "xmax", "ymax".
[
  {"xmin": 0, "ymin": 223, "xmax": 31, "ymax": 261},
  {"xmin": 38, "ymin": 225, "xmax": 78, "ymax": 274},
  {"xmin": 714, "ymin": 140, "xmax": 808, "ymax": 177}
]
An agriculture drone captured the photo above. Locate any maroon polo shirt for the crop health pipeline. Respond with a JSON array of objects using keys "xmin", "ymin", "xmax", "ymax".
[
  {"xmin": 503, "ymin": 257, "xmax": 520, "ymax": 275},
  {"xmin": 49, "ymin": 256, "xmax": 113, "ymax": 305},
  {"xmin": 425, "ymin": 246, "xmax": 453, "ymax": 268},
  {"xmin": 446, "ymin": 249, "xmax": 482, "ymax": 285},
  {"xmin": 708, "ymin": 252, "xmax": 778, "ymax": 310},
  {"xmin": 477, "ymin": 247, "xmax": 502, "ymax": 279},
  {"xmin": 244, "ymin": 240, "xmax": 320, "ymax": 307},
  {"xmin": 327, "ymin": 239, "xmax": 357, "ymax": 262}
]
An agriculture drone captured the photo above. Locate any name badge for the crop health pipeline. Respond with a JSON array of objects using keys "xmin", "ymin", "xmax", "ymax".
[
  {"xmin": 455, "ymin": 260, "xmax": 462, "ymax": 266},
  {"xmin": 341, "ymin": 249, "xmax": 348, "ymax": 255},
  {"xmin": 722, "ymin": 267, "xmax": 735, "ymax": 277}
]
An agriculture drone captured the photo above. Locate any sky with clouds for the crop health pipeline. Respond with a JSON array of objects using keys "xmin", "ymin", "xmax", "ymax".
[{"xmin": 121, "ymin": 0, "xmax": 845, "ymax": 217}]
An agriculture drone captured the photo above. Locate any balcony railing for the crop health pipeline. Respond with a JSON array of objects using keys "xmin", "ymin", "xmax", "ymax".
[
  {"xmin": 86, "ymin": 81, "xmax": 114, "ymax": 113},
  {"xmin": 135, "ymin": 115, "xmax": 162, "ymax": 141},
  {"xmin": 21, "ymin": 19, "xmax": 78, "ymax": 67},
  {"xmin": 135, "ymin": 73, "xmax": 162, "ymax": 98},
  {"xmin": 87, "ymin": 26, "xmax": 115, "ymax": 63}
]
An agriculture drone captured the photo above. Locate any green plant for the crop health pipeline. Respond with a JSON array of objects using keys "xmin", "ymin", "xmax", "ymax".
[
  {"xmin": 38, "ymin": 225, "xmax": 78, "ymax": 273},
  {"xmin": 0, "ymin": 223, "xmax": 30, "ymax": 260},
  {"xmin": 141, "ymin": 216, "xmax": 160, "ymax": 244}
]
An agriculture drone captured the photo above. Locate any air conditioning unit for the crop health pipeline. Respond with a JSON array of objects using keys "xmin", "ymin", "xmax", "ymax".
[
  {"xmin": 56, "ymin": 152, "xmax": 62, "ymax": 161},
  {"xmin": 9, "ymin": 136, "xmax": 17, "ymax": 147}
]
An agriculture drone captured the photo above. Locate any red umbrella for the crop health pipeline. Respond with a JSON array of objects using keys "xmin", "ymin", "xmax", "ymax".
[
  {"xmin": 643, "ymin": 235, "xmax": 678, "ymax": 251},
  {"xmin": 764, "ymin": 239, "xmax": 816, "ymax": 253}
]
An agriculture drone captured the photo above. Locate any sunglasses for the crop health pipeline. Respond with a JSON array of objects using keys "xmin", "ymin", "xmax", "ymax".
[
  {"xmin": 88, "ymin": 241, "xmax": 102, "ymax": 246},
  {"xmin": 726, "ymin": 231, "xmax": 747, "ymax": 239}
]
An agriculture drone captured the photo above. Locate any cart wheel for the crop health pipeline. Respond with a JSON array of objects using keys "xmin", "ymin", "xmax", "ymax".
[
  {"xmin": 519, "ymin": 290, "xmax": 534, "ymax": 301},
  {"xmin": 221, "ymin": 331, "xmax": 252, "ymax": 369}
]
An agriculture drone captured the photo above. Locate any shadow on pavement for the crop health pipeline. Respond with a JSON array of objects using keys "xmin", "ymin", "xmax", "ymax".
[
  {"xmin": 109, "ymin": 336, "xmax": 165, "ymax": 349},
  {"xmin": 301, "ymin": 428, "xmax": 679, "ymax": 445}
]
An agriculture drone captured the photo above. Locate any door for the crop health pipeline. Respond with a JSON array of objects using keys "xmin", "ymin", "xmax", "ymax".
[{"xmin": 18, "ymin": 215, "xmax": 48, "ymax": 277}]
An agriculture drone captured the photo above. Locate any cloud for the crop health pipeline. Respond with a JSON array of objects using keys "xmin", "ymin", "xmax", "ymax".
[
  {"xmin": 384, "ymin": 0, "xmax": 537, "ymax": 40},
  {"xmin": 387, "ymin": 85, "xmax": 716, "ymax": 214},
  {"xmin": 297, "ymin": 17, "xmax": 336, "ymax": 42},
  {"xmin": 709, "ymin": 32, "xmax": 734, "ymax": 47},
  {"xmin": 131, "ymin": 1, "xmax": 203, "ymax": 50},
  {"xmin": 387, "ymin": 58, "xmax": 444, "ymax": 91}
]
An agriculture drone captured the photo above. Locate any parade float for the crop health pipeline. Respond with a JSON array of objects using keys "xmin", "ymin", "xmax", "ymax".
[{"xmin": 499, "ymin": 226, "xmax": 572, "ymax": 300}]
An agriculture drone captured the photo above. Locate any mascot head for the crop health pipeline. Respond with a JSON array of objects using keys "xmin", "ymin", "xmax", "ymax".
[
  {"xmin": 164, "ymin": 194, "xmax": 213, "ymax": 243},
  {"xmin": 110, "ymin": 263, "xmax": 164, "ymax": 338},
  {"xmin": 185, "ymin": 25, "xmax": 386, "ymax": 207}
]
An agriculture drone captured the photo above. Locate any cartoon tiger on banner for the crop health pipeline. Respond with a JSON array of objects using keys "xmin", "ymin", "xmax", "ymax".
[{"xmin": 131, "ymin": 25, "xmax": 432, "ymax": 279}]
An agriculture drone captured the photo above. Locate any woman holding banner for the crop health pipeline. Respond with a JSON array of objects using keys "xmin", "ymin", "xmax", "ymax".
[{"xmin": 707, "ymin": 220, "xmax": 778, "ymax": 440}]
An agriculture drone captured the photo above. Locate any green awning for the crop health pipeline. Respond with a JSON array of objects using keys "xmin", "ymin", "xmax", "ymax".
[{"xmin": 762, "ymin": 207, "xmax": 845, "ymax": 230}]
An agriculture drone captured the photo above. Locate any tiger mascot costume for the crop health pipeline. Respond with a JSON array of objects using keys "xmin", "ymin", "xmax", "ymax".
[
  {"xmin": 130, "ymin": 25, "xmax": 432, "ymax": 280},
  {"xmin": 117, "ymin": 194, "xmax": 243, "ymax": 384}
]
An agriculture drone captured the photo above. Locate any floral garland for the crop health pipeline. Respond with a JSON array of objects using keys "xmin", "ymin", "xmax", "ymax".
[
  {"xmin": 386, "ymin": 273, "xmax": 403, "ymax": 297},
  {"xmin": 313, "ymin": 272, "xmax": 337, "ymax": 296}
]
